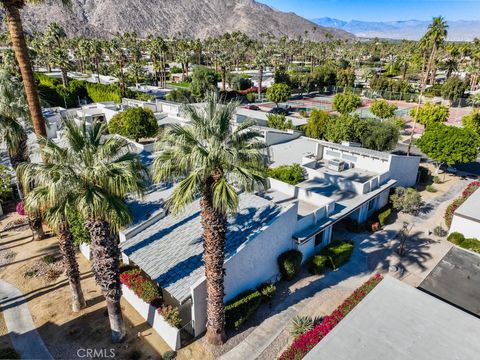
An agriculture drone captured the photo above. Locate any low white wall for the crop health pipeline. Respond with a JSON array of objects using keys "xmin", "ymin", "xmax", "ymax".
[
  {"xmin": 191, "ymin": 277, "xmax": 208, "ymax": 337},
  {"xmin": 450, "ymin": 216, "xmax": 480, "ymax": 239},
  {"xmin": 388, "ymin": 155, "xmax": 420, "ymax": 187},
  {"xmin": 122, "ymin": 285, "xmax": 181, "ymax": 350},
  {"xmin": 265, "ymin": 130, "xmax": 301, "ymax": 146},
  {"xmin": 79, "ymin": 243, "xmax": 91, "ymax": 260},
  {"xmin": 223, "ymin": 203, "xmax": 298, "ymax": 303}
]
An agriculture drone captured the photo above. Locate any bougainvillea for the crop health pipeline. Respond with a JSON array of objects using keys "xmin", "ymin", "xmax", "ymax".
[
  {"xmin": 157, "ymin": 305, "xmax": 182, "ymax": 328},
  {"xmin": 445, "ymin": 181, "xmax": 480, "ymax": 228},
  {"xmin": 279, "ymin": 274, "xmax": 383, "ymax": 360},
  {"xmin": 16, "ymin": 202, "xmax": 25, "ymax": 216},
  {"xmin": 120, "ymin": 268, "xmax": 162, "ymax": 304}
]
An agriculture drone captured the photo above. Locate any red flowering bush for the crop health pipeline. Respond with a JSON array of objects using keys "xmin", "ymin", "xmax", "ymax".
[
  {"xmin": 120, "ymin": 268, "xmax": 162, "ymax": 304},
  {"xmin": 157, "ymin": 305, "xmax": 182, "ymax": 328},
  {"xmin": 279, "ymin": 274, "xmax": 383, "ymax": 360},
  {"xmin": 445, "ymin": 181, "xmax": 480, "ymax": 228},
  {"xmin": 16, "ymin": 202, "xmax": 25, "ymax": 216}
]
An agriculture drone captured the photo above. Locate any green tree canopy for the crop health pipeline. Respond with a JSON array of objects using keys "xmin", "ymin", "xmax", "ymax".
[
  {"xmin": 108, "ymin": 107, "xmax": 159, "ymax": 141},
  {"xmin": 267, "ymin": 83, "xmax": 291, "ymax": 107},
  {"xmin": 370, "ymin": 99, "xmax": 398, "ymax": 120},
  {"xmin": 441, "ymin": 76, "xmax": 467, "ymax": 102},
  {"xmin": 191, "ymin": 66, "xmax": 218, "ymax": 99},
  {"xmin": 462, "ymin": 110, "xmax": 480, "ymax": 136},
  {"xmin": 391, "ymin": 187, "xmax": 423, "ymax": 215},
  {"xmin": 410, "ymin": 103, "xmax": 449, "ymax": 127},
  {"xmin": 267, "ymin": 114, "xmax": 293, "ymax": 131},
  {"xmin": 416, "ymin": 123, "xmax": 480, "ymax": 171},
  {"xmin": 305, "ymin": 109, "xmax": 330, "ymax": 139},
  {"xmin": 332, "ymin": 92, "xmax": 362, "ymax": 115},
  {"xmin": 336, "ymin": 68, "xmax": 355, "ymax": 88}
]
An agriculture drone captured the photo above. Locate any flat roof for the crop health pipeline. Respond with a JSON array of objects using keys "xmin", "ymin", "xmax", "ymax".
[
  {"xmin": 304, "ymin": 277, "xmax": 480, "ymax": 360},
  {"xmin": 268, "ymin": 137, "xmax": 317, "ymax": 167},
  {"xmin": 419, "ymin": 246, "xmax": 480, "ymax": 317},
  {"xmin": 454, "ymin": 188, "xmax": 480, "ymax": 222}
]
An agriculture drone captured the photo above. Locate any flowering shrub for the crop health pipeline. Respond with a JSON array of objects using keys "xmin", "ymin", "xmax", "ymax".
[
  {"xmin": 445, "ymin": 181, "xmax": 480, "ymax": 228},
  {"xmin": 158, "ymin": 305, "xmax": 182, "ymax": 328},
  {"xmin": 16, "ymin": 202, "xmax": 25, "ymax": 216},
  {"xmin": 120, "ymin": 268, "xmax": 162, "ymax": 304},
  {"xmin": 279, "ymin": 274, "xmax": 383, "ymax": 360}
]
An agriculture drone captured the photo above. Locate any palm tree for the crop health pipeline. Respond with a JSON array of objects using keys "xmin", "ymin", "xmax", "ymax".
[
  {"xmin": 444, "ymin": 58, "xmax": 458, "ymax": 79},
  {"xmin": 1, "ymin": 0, "xmax": 69, "ymax": 140},
  {"xmin": 422, "ymin": 17, "xmax": 448, "ymax": 87},
  {"xmin": 254, "ymin": 44, "xmax": 270, "ymax": 97},
  {"xmin": 152, "ymin": 94, "xmax": 266, "ymax": 344},
  {"xmin": 18, "ymin": 148, "xmax": 87, "ymax": 312},
  {"xmin": 0, "ymin": 70, "xmax": 45, "ymax": 239},
  {"xmin": 22, "ymin": 120, "xmax": 147, "ymax": 341}
]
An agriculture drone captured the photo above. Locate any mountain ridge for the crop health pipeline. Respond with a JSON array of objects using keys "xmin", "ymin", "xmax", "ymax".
[
  {"xmin": 313, "ymin": 17, "xmax": 480, "ymax": 41},
  {"xmin": 4, "ymin": 0, "xmax": 352, "ymax": 40}
]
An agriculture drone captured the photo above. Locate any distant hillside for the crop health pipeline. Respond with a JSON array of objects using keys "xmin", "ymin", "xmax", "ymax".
[
  {"xmin": 313, "ymin": 17, "xmax": 480, "ymax": 41},
  {"xmin": 6, "ymin": 0, "xmax": 352, "ymax": 40}
]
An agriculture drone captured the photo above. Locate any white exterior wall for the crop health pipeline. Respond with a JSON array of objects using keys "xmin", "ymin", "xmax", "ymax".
[
  {"xmin": 388, "ymin": 155, "xmax": 420, "ymax": 187},
  {"xmin": 449, "ymin": 216, "xmax": 480, "ymax": 239},
  {"xmin": 122, "ymin": 285, "xmax": 181, "ymax": 350},
  {"xmin": 296, "ymin": 225, "xmax": 333, "ymax": 261},
  {"xmin": 264, "ymin": 130, "xmax": 301, "ymax": 146},
  {"xmin": 191, "ymin": 277, "xmax": 208, "ymax": 336},
  {"xmin": 320, "ymin": 146, "xmax": 391, "ymax": 175},
  {"xmin": 223, "ymin": 203, "xmax": 298, "ymax": 303}
]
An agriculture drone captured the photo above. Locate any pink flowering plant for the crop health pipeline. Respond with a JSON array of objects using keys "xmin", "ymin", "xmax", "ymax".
[{"xmin": 279, "ymin": 274, "xmax": 383, "ymax": 360}]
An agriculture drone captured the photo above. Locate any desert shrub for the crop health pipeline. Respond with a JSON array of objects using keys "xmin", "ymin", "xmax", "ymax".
[
  {"xmin": 390, "ymin": 187, "xmax": 423, "ymax": 215},
  {"xmin": 267, "ymin": 114, "xmax": 294, "ymax": 131},
  {"xmin": 433, "ymin": 176, "xmax": 441, "ymax": 184},
  {"xmin": 268, "ymin": 164, "xmax": 306, "ymax": 185},
  {"xmin": 158, "ymin": 305, "xmax": 182, "ymax": 328},
  {"xmin": 225, "ymin": 289, "xmax": 263, "ymax": 330},
  {"xmin": 426, "ymin": 185, "xmax": 437, "ymax": 193},
  {"xmin": 120, "ymin": 268, "xmax": 162, "ymax": 304},
  {"xmin": 277, "ymin": 250, "xmax": 303, "ymax": 280},
  {"xmin": 290, "ymin": 315, "xmax": 314, "ymax": 338},
  {"xmin": 308, "ymin": 255, "xmax": 328, "ymax": 275},
  {"xmin": 458, "ymin": 238, "xmax": 480, "ymax": 253},
  {"xmin": 42, "ymin": 254, "xmax": 56, "ymax": 264},
  {"xmin": 246, "ymin": 92, "xmax": 256, "ymax": 103},
  {"xmin": 319, "ymin": 241, "xmax": 354, "ymax": 270},
  {"xmin": 258, "ymin": 283, "xmax": 276, "ymax": 300},
  {"xmin": 433, "ymin": 225, "xmax": 447, "ymax": 237},
  {"xmin": 377, "ymin": 208, "xmax": 392, "ymax": 226}
]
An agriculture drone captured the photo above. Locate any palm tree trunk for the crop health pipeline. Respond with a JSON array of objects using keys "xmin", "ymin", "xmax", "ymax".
[
  {"xmin": 86, "ymin": 219, "xmax": 125, "ymax": 343},
  {"xmin": 221, "ymin": 66, "xmax": 226, "ymax": 91},
  {"xmin": 200, "ymin": 180, "xmax": 227, "ymax": 345},
  {"xmin": 59, "ymin": 221, "xmax": 86, "ymax": 312},
  {"xmin": 258, "ymin": 66, "xmax": 263, "ymax": 97},
  {"xmin": 4, "ymin": 4, "xmax": 47, "ymax": 139},
  {"xmin": 9, "ymin": 132, "xmax": 45, "ymax": 240},
  {"xmin": 61, "ymin": 67, "xmax": 69, "ymax": 88}
]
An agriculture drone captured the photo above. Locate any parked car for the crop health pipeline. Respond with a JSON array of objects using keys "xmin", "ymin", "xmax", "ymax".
[{"xmin": 245, "ymin": 104, "xmax": 260, "ymax": 111}]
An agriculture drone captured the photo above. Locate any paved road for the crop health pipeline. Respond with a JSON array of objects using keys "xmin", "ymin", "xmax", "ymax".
[{"xmin": 0, "ymin": 280, "xmax": 53, "ymax": 360}]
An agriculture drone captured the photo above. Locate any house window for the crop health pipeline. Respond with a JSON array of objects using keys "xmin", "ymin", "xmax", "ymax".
[{"xmin": 315, "ymin": 231, "xmax": 323, "ymax": 247}]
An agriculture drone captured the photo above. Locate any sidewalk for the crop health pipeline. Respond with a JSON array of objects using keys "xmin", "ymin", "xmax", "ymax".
[{"xmin": 0, "ymin": 280, "xmax": 53, "ymax": 360}]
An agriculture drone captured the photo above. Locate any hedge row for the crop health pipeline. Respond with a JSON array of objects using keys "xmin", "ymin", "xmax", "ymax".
[
  {"xmin": 278, "ymin": 249, "xmax": 303, "ymax": 280},
  {"xmin": 447, "ymin": 232, "xmax": 480, "ymax": 253},
  {"xmin": 225, "ymin": 283, "xmax": 277, "ymax": 330},
  {"xmin": 36, "ymin": 73, "xmax": 153, "ymax": 108},
  {"xmin": 279, "ymin": 274, "xmax": 383, "ymax": 360},
  {"xmin": 309, "ymin": 240, "xmax": 354, "ymax": 274}
]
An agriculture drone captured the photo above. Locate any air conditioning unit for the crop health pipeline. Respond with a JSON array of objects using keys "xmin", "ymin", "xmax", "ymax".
[{"xmin": 327, "ymin": 158, "xmax": 346, "ymax": 172}]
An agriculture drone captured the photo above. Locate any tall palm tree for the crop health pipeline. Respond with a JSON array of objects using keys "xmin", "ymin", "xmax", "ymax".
[
  {"xmin": 1, "ymin": 0, "xmax": 69, "ymax": 139},
  {"xmin": 22, "ymin": 120, "xmax": 147, "ymax": 341},
  {"xmin": 152, "ymin": 94, "xmax": 266, "ymax": 344},
  {"xmin": 0, "ymin": 70, "xmax": 45, "ymax": 239},
  {"xmin": 18, "ymin": 148, "xmax": 87, "ymax": 312},
  {"xmin": 254, "ymin": 44, "xmax": 270, "ymax": 97},
  {"xmin": 422, "ymin": 17, "xmax": 448, "ymax": 87}
]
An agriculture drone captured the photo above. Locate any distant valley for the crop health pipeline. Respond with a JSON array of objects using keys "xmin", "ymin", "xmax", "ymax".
[{"xmin": 313, "ymin": 17, "xmax": 480, "ymax": 41}]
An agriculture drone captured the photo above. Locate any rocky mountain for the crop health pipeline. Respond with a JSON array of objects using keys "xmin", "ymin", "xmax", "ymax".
[
  {"xmin": 313, "ymin": 17, "xmax": 480, "ymax": 41},
  {"xmin": 9, "ymin": 0, "xmax": 352, "ymax": 40}
]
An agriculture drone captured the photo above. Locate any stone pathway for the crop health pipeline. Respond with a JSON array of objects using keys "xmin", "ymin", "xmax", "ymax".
[
  {"xmin": 221, "ymin": 179, "xmax": 468, "ymax": 360},
  {"xmin": 0, "ymin": 280, "xmax": 53, "ymax": 360}
]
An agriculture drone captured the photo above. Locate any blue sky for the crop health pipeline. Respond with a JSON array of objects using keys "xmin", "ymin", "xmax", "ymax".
[{"xmin": 259, "ymin": 0, "xmax": 480, "ymax": 21}]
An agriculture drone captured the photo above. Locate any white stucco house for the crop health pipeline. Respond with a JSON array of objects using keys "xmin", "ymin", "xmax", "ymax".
[{"xmin": 449, "ymin": 187, "xmax": 480, "ymax": 239}]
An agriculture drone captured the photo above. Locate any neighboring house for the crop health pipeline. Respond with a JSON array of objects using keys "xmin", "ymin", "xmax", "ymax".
[
  {"xmin": 119, "ymin": 191, "xmax": 298, "ymax": 339},
  {"xmin": 419, "ymin": 246, "xmax": 480, "ymax": 317},
  {"xmin": 72, "ymin": 102, "xmax": 120, "ymax": 125},
  {"xmin": 262, "ymin": 136, "xmax": 420, "ymax": 260},
  {"xmin": 449, "ymin": 188, "xmax": 480, "ymax": 239},
  {"xmin": 43, "ymin": 107, "xmax": 66, "ymax": 139},
  {"xmin": 122, "ymin": 98, "xmax": 158, "ymax": 112},
  {"xmin": 303, "ymin": 277, "xmax": 480, "ymax": 360},
  {"xmin": 235, "ymin": 107, "xmax": 308, "ymax": 128}
]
